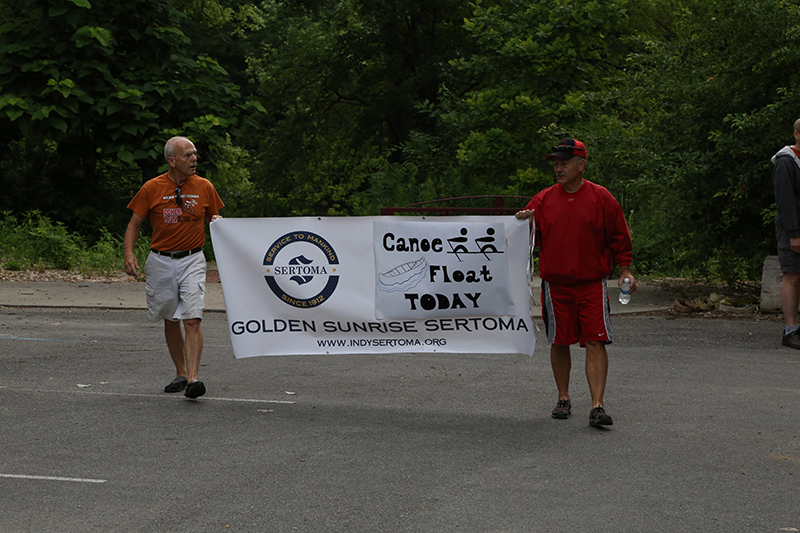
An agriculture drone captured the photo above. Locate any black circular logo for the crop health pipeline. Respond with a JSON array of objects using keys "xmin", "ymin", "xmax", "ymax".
[{"xmin": 263, "ymin": 231, "xmax": 339, "ymax": 308}]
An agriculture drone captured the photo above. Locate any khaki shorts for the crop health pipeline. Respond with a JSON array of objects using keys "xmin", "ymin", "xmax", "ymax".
[{"xmin": 144, "ymin": 251, "xmax": 207, "ymax": 321}]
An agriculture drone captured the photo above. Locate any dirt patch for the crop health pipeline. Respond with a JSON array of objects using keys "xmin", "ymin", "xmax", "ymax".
[
  {"xmin": 649, "ymin": 277, "xmax": 780, "ymax": 322},
  {"xmin": 653, "ymin": 277, "xmax": 760, "ymax": 299},
  {"xmin": 645, "ymin": 308, "xmax": 782, "ymax": 322},
  {"xmin": 0, "ymin": 263, "xmax": 220, "ymax": 284},
  {"xmin": 0, "ymin": 269, "xmax": 135, "ymax": 283}
]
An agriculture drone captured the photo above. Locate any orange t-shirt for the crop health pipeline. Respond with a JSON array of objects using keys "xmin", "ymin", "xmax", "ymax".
[{"xmin": 127, "ymin": 173, "xmax": 224, "ymax": 252}]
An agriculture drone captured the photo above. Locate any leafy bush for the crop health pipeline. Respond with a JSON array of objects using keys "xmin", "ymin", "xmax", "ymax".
[
  {"xmin": 0, "ymin": 211, "xmax": 74, "ymax": 269},
  {"xmin": 0, "ymin": 210, "xmax": 150, "ymax": 275},
  {"xmin": 3, "ymin": 261, "xmax": 22, "ymax": 271}
]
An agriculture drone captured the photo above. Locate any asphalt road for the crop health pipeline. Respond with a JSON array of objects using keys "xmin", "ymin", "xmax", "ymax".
[{"xmin": 0, "ymin": 306, "xmax": 798, "ymax": 532}]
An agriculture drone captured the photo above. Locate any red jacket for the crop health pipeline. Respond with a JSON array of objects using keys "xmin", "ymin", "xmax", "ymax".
[{"xmin": 525, "ymin": 179, "xmax": 632, "ymax": 285}]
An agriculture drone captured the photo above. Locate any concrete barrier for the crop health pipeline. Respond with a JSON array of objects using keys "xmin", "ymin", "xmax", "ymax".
[{"xmin": 760, "ymin": 255, "xmax": 782, "ymax": 312}]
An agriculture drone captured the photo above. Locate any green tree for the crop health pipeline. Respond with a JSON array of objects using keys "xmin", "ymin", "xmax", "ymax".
[
  {"xmin": 243, "ymin": 0, "xmax": 473, "ymax": 216},
  {"xmin": 0, "ymin": 0, "xmax": 241, "ymax": 234},
  {"xmin": 618, "ymin": 0, "xmax": 800, "ymax": 280},
  {"xmin": 359, "ymin": 0, "xmax": 667, "ymax": 213}
]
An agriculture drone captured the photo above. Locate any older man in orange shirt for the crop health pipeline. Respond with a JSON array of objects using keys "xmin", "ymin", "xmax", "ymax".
[{"xmin": 124, "ymin": 136, "xmax": 224, "ymax": 399}]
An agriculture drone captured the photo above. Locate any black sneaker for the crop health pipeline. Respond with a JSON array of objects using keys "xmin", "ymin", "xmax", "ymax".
[
  {"xmin": 185, "ymin": 380, "xmax": 206, "ymax": 399},
  {"xmin": 589, "ymin": 406, "xmax": 613, "ymax": 427},
  {"xmin": 164, "ymin": 376, "xmax": 187, "ymax": 393},
  {"xmin": 551, "ymin": 399, "xmax": 571, "ymax": 419},
  {"xmin": 782, "ymin": 330, "xmax": 800, "ymax": 350}
]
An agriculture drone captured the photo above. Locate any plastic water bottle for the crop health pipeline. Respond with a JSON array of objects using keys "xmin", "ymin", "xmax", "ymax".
[{"xmin": 618, "ymin": 277, "xmax": 631, "ymax": 305}]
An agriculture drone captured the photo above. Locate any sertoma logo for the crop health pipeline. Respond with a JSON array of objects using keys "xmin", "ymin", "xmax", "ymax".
[{"xmin": 263, "ymin": 231, "xmax": 339, "ymax": 308}]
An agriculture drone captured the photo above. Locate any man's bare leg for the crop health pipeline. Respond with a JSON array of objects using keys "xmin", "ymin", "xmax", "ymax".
[
  {"xmin": 584, "ymin": 341, "xmax": 608, "ymax": 408},
  {"xmin": 182, "ymin": 318, "xmax": 203, "ymax": 383},
  {"xmin": 164, "ymin": 319, "xmax": 187, "ymax": 377}
]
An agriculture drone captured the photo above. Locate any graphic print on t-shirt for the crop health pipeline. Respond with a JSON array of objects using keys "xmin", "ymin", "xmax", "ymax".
[{"xmin": 163, "ymin": 207, "xmax": 182, "ymax": 224}]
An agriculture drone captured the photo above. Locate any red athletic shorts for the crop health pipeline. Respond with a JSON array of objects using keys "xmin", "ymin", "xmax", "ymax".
[{"xmin": 541, "ymin": 279, "xmax": 613, "ymax": 346}]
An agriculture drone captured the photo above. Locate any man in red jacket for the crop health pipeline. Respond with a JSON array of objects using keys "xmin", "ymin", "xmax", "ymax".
[{"xmin": 516, "ymin": 138, "xmax": 638, "ymax": 427}]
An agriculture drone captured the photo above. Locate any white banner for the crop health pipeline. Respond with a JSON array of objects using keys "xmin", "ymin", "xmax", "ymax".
[{"xmin": 210, "ymin": 216, "xmax": 535, "ymax": 358}]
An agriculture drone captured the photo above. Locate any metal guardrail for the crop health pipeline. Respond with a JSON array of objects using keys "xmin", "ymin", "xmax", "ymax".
[{"xmin": 380, "ymin": 195, "xmax": 530, "ymax": 216}]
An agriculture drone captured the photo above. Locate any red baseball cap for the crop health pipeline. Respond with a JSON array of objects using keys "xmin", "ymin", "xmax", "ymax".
[{"xmin": 545, "ymin": 138, "xmax": 588, "ymax": 160}]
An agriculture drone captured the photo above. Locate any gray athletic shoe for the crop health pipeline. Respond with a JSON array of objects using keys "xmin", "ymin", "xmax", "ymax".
[
  {"xmin": 551, "ymin": 399, "xmax": 571, "ymax": 419},
  {"xmin": 589, "ymin": 406, "xmax": 613, "ymax": 427}
]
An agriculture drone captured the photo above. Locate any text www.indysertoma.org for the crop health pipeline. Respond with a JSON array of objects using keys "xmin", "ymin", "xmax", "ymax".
[{"xmin": 317, "ymin": 338, "xmax": 447, "ymax": 348}]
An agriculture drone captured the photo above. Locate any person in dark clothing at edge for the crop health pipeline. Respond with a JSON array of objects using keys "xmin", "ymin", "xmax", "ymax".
[
  {"xmin": 771, "ymin": 118, "xmax": 800, "ymax": 350},
  {"xmin": 516, "ymin": 138, "xmax": 638, "ymax": 427}
]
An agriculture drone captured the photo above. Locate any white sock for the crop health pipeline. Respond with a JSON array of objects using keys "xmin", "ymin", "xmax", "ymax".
[{"xmin": 785, "ymin": 325, "xmax": 799, "ymax": 336}]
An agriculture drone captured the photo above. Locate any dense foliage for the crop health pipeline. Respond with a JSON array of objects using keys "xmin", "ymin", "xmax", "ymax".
[{"xmin": 1, "ymin": 0, "xmax": 797, "ymax": 281}]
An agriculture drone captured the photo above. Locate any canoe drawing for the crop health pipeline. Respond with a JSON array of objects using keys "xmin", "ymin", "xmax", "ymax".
[{"xmin": 378, "ymin": 257, "xmax": 428, "ymax": 293}]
